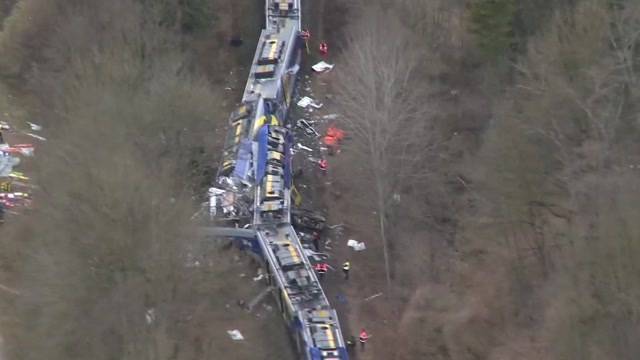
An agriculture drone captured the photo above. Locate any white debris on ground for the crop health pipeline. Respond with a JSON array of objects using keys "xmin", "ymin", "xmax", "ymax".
[
  {"xmin": 227, "ymin": 329, "xmax": 245, "ymax": 341},
  {"xmin": 26, "ymin": 122, "xmax": 42, "ymax": 131},
  {"xmin": 253, "ymin": 268, "xmax": 265, "ymax": 282},
  {"xmin": 364, "ymin": 292, "xmax": 383, "ymax": 302},
  {"xmin": 24, "ymin": 133, "xmax": 46, "ymax": 141},
  {"xmin": 322, "ymin": 114, "xmax": 339, "ymax": 120},
  {"xmin": 311, "ymin": 61, "xmax": 334, "ymax": 73},
  {"xmin": 296, "ymin": 119, "xmax": 319, "ymax": 137},
  {"xmin": 347, "ymin": 239, "xmax": 366, "ymax": 251},
  {"xmin": 296, "ymin": 96, "xmax": 323, "ymax": 109},
  {"xmin": 295, "ymin": 143, "xmax": 313, "ymax": 152},
  {"xmin": 145, "ymin": 308, "xmax": 156, "ymax": 324}
]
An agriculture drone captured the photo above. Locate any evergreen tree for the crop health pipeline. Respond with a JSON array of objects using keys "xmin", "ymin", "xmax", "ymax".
[{"xmin": 470, "ymin": 0, "xmax": 516, "ymax": 58}]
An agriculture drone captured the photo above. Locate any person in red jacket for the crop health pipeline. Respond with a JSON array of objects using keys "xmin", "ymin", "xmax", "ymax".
[
  {"xmin": 318, "ymin": 158, "xmax": 328, "ymax": 174},
  {"xmin": 313, "ymin": 262, "xmax": 328, "ymax": 279},
  {"xmin": 359, "ymin": 328, "xmax": 369, "ymax": 350},
  {"xmin": 319, "ymin": 42, "xmax": 328, "ymax": 56}
]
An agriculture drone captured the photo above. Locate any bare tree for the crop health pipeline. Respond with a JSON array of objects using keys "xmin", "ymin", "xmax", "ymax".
[
  {"xmin": 332, "ymin": 7, "xmax": 433, "ymax": 289},
  {"xmin": 548, "ymin": 171, "xmax": 640, "ymax": 360}
]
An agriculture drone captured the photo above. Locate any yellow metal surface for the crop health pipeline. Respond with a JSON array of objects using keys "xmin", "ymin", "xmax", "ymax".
[
  {"xmin": 323, "ymin": 325, "xmax": 336, "ymax": 348},
  {"xmin": 291, "ymin": 185, "xmax": 302, "ymax": 206},
  {"xmin": 267, "ymin": 40, "xmax": 278, "ymax": 60},
  {"xmin": 286, "ymin": 243, "xmax": 300, "ymax": 263}
]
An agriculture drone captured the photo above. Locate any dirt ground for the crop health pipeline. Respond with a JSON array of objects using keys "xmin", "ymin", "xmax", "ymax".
[{"xmin": 291, "ymin": 1, "xmax": 405, "ymax": 359}]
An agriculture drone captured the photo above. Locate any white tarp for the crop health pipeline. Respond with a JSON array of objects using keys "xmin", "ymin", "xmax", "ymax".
[
  {"xmin": 297, "ymin": 96, "xmax": 323, "ymax": 109},
  {"xmin": 311, "ymin": 61, "xmax": 334, "ymax": 73},
  {"xmin": 347, "ymin": 239, "xmax": 366, "ymax": 251},
  {"xmin": 227, "ymin": 329, "xmax": 245, "ymax": 341}
]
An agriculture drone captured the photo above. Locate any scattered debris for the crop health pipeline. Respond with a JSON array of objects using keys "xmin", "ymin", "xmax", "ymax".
[
  {"xmin": 303, "ymin": 248, "xmax": 330, "ymax": 261},
  {"xmin": 0, "ymin": 283, "xmax": 20, "ymax": 296},
  {"xmin": 295, "ymin": 143, "xmax": 313, "ymax": 152},
  {"xmin": 347, "ymin": 239, "xmax": 366, "ymax": 251},
  {"xmin": 0, "ymin": 153, "xmax": 20, "ymax": 177},
  {"xmin": 253, "ymin": 268, "xmax": 265, "ymax": 281},
  {"xmin": 322, "ymin": 114, "xmax": 339, "ymax": 120},
  {"xmin": 25, "ymin": 133, "xmax": 46, "ymax": 141},
  {"xmin": 311, "ymin": 61, "xmax": 334, "ymax": 73},
  {"xmin": 0, "ymin": 121, "xmax": 10, "ymax": 130},
  {"xmin": 364, "ymin": 292, "xmax": 383, "ymax": 302},
  {"xmin": 27, "ymin": 122, "xmax": 42, "ymax": 131},
  {"xmin": 297, "ymin": 97, "xmax": 313, "ymax": 108},
  {"xmin": 2, "ymin": 144, "xmax": 35, "ymax": 157},
  {"xmin": 297, "ymin": 96, "xmax": 323, "ymax": 109},
  {"xmin": 296, "ymin": 119, "xmax": 320, "ymax": 137},
  {"xmin": 227, "ymin": 329, "xmax": 245, "ymax": 341},
  {"xmin": 292, "ymin": 209, "xmax": 326, "ymax": 231},
  {"xmin": 8, "ymin": 171, "xmax": 28, "ymax": 180},
  {"xmin": 145, "ymin": 308, "xmax": 156, "ymax": 324}
]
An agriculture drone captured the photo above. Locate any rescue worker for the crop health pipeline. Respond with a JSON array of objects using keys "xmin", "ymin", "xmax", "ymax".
[
  {"xmin": 314, "ymin": 262, "xmax": 328, "ymax": 279},
  {"xmin": 312, "ymin": 231, "xmax": 320, "ymax": 251},
  {"xmin": 346, "ymin": 336, "xmax": 356, "ymax": 353},
  {"xmin": 359, "ymin": 328, "xmax": 369, "ymax": 350},
  {"xmin": 342, "ymin": 261, "xmax": 350, "ymax": 280},
  {"xmin": 301, "ymin": 29, "xmax": 310, "ymax": 41},
  {"xmin": 323, "ymin": 134, "xmax": 338, "ymax": 155},
  {"xmin": 319, "ymin": 42, "xmax": 328, "ymax": 56},
  {"xmin": 318, "ymin": 158, "xmax": 328, "ymax": 174}
]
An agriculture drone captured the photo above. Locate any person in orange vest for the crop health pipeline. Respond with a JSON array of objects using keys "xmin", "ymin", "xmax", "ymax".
[
  {"xmin": 359, "ymin": 328, "xmax": 369, "ymax": 350},
  {"xmin": 324, "ymin": 125, "xmax": 345, "ymax": 155},
  {"xmin": 326, "ymin": 126, "xmax": 345, "ymax": 141},
  {"xmin": 318, "ymin": 158, "xmax": 328, "ymax": 174},
  {"xmin": 313, "ymin": 262, "xmax": 328, "ymax": 279},
  {"xmin": 319, "ymin": 42, "xmax": 328, "ymax": 56},
  {"xmin": 323, "ymin": 134, "xmax": 338, "ymax": 155}
]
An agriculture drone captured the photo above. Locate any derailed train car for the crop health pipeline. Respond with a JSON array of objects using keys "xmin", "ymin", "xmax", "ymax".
[{"xmin": 212, "ymin": 1, "xmax": 350, "ymax": 359}]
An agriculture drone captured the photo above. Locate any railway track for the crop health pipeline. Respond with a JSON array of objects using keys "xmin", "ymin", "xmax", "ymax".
[{"xmin": 207, "ymin": 1, "xmax": 349, "ymax": 359}]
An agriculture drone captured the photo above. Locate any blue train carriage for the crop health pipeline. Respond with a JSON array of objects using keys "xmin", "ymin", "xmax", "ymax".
[
  {"xmin": 253, "ymin": 125, "xmax": 293, "ymax": 224},
  {"xmin": 243, "ymin": 16, "xmax": 302, "ymax": 128},
  {"xmin": 217, "ymin": 103, "xmax": 252, "ymax": 177},
  {"xmin": 299, "ymin": 308, "xmax": 349, "ymax": 360},
  {"xmin": 255, "ymin": 225, "xmax": 347, "ymax": 359},
  {"xmin": 266, "ymin": 0, "xmax": 301, "ymax": 30}
]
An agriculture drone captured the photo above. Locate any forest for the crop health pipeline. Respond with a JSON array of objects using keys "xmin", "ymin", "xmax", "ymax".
[{"xmin": 0, "ymin": 0, "xmax": 639, "ymax": 359}]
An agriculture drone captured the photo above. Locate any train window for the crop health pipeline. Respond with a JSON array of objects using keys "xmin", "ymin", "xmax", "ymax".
[
  {"xmin": 259, "ymin": 39, "xmax": 280, "ymax": 65},
  {"xmin": 255, "ymin": 64, "xmax": 276, "ymax": 79}
]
